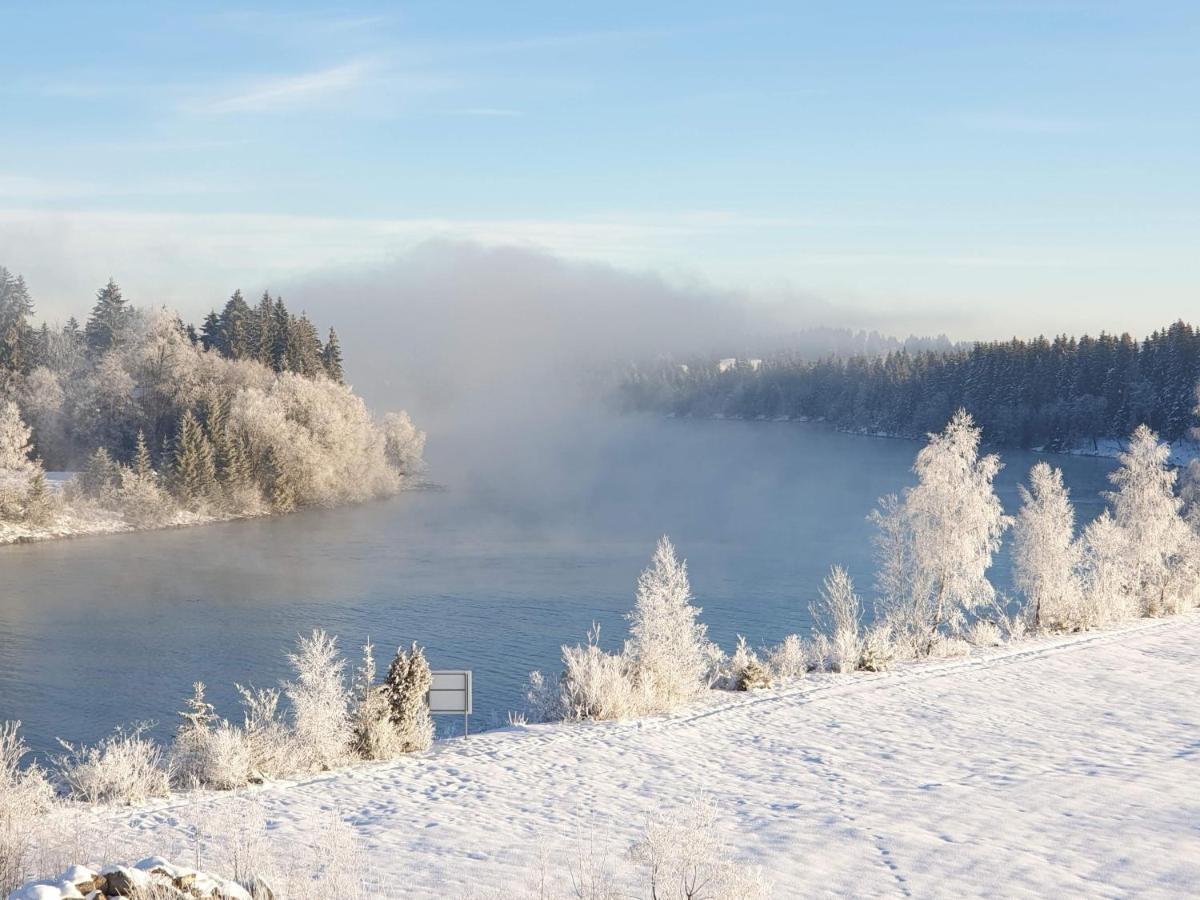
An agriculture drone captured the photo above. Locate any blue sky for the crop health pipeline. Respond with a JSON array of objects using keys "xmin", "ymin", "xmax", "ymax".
[{"xmin": 1, "ymin": 1, "xmax": 1197, "ymax": 336}]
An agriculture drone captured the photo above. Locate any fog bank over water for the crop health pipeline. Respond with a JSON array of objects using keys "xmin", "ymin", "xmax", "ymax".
[{"xmin": 284, "ymin": 241, "xmax": 822, "ymax": 420}]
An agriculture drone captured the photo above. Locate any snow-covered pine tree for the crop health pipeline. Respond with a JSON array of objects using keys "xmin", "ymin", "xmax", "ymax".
[
  {"xmin": 23, "ymin": 470, "xmax": 54, "ymax": 526},
  {"xmin": 384, "ymin": 642, "xmax": 434, "ymax": 753},
  {"xmin": 351, "ymin": 639, "xmax": 402, "ymax": 760},
  {"xmin": 625, "ymin": 536, "xmax": 709, "ymax": 710},
  {"xmin": 1013, "ymin": 462, "xmax": 1082, "ymax": 630},
  {"xmin": 81, "ymin": 446, "xmax": 120, "ymax": 497},
  {"xmin": 1106, "ymin": 424, "xmax": 1196, "ymax": 615},
  {"xmin": 172, "ymin": 409, "xmax": 217, "ymax": 506},
  {"xmin": 132, "ymin": 429, "xmax": 154, "ymax": 478},
  {"xmin": 284, "ymin": 630, "xmax": 352, "ymax": 771},
  {"xmin": 322, "ymin": 327, "xmax": 344, "ymax": 382},
  {"xmin": 83, "ymin": 278, "xmax": 130, "ymax": 355},
  {"xmin": 172, "ymin": 681, "xmax": 218, "ymax": 786}
]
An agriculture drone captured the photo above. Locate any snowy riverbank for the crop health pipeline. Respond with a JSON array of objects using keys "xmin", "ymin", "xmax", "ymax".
[{"xmin": 46, "ymin": 611, "xmax": 1200, "ymax": 897}]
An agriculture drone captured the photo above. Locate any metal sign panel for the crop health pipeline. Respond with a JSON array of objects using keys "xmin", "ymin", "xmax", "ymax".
[{"xmin": 428, "ymin": 670, "xmax": 472, "ymax": 715}]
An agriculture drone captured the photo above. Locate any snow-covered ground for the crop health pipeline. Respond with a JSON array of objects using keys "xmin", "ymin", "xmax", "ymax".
[{"xmin": 78, "ymin": 613, "xmax": 1200, "ymax": 897}]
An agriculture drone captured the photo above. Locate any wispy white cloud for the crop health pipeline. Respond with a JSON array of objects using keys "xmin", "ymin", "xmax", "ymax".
[{"xmin": 192, "ymin": 61, "xmax": 373, "ymax": 114}]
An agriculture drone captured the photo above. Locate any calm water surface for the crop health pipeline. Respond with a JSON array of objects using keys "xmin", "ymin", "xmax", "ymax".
[{"xmin": 0, "ymin": 417, "xmax": 1116, "ymax": 757}]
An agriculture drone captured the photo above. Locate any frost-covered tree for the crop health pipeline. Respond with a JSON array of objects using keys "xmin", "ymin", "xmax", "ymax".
[
  {"xmin": 132, "ymin": 428, "xmax": 153, "ymax": 478},
  {"xmin": 381, "ymin": 411, "xmax": 426, "ymax": 478},
  {"xmin": 322, "ymin": 327, "xmax": 344, "ymax": 382},
  {"xmin": 626, "ymin": 536, "xmax": 709, "ymax": 710},
  {"xmin": 351, "ymin": 639, "xmax": 403, "ymax": 761},
  {"xmin": 80, "ymin": 446, "xmax": 120, "ymax": 498},
  {"xmin": 871, "ymin": 410, "xmax": 1011, "ymax": 646},
  {"xmin": 172, "ymin": 682, "xmax": 218, "ymax": 786},
  {"xmin": 1106, "ymin": 424, "xmax": 1196, "ymax": 615},
  {"xmin": 384, "ymin": 642, "xmax": 434, "ymax": 753},
  {"xmin": 284, "ymin": 630, "xmax": 352, "ymax": 771},
  {"xmin": 1013, "ymin": 463, "xmax": 1082, "ymax": 631},
  {"xmin": 172, "ymin": 409, "xmax": 217, "ymax": 506},
  {"xmin": 1078, "ymin": 511, "xmax": 1138, "ymax": 626},
  {"xmin": 810, "ymin": 565, "xmax": 862, "ymax": 673},
  {"xmin": 84, "ymin": 278, "xmax": 131, "ymax": 356},
  {"xmin": 628, "ymin": 796, "xmax": 770, "ymax": 900},
  {"xmin": 0, "ymin": 401, "xmax": 34, "ymax": 474}
]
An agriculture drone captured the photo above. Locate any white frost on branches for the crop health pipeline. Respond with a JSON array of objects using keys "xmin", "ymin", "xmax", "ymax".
[{"xmin": 1012, "ymin": 462, "xmax": 1082, "ymax": 630}]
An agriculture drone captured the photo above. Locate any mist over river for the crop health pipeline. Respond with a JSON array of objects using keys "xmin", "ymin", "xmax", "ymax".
[{"xmin": 0, "ymin": 416, "xmax": 1116, "ymax": 758}]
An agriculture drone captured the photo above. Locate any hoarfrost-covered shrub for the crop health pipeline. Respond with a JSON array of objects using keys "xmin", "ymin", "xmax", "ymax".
[
  {"xmin": 235, "ymin": 684, "xmax": 292, "ymax": 781},
  {"xmin": 54, "ymin": 724, "xmax": 170, "ymax": 804},
  {"xmin": 858, "ymin": 624, "xmax": 895, "ymax": 672},
  {"xmin": 927, "ymin": 634, "xmax": 972, "ymax": 659},
  {"xmin": 381, "ymin": 411, "xmax": 427, "ymax": 479},
  {"xmin": 283, "ymin": 630, "xmax": 352, "ymax": 772},
  {"xmin": 810, "ymin": 566, "xmax": 862, "ymax": 674},
  {"xmin": 723, "ymin": 636, "xmax": 770, "ymax": 691},
  {"xmin": 1, "ymin": 722, "xmax": 56, "ymax": 894},
  {"xmin": 806, "ymin": 633, "xmax": 832, "ymax": 672},
  {"xmin": 521, "ymin": 670, "xmax": 561, "ymax": 724},
  {"xmin": 966, "ymin": 620, "xmax": 1003, "ymax": 648},
  {"xmin": 351, "ymin": 640, "xmax": 403, "ymax": 761},
  {"xmin": 629, "ymin": 796, "xmax": 770, "ymax": 900},
  {"xmin": 765, "ymin": 634, "xmax": 806, "ymax": 680},
  {"xmin": 559, "ymin": 626, "xmax": 640, "ymax": 722},
  {"xmin": 117, "ymin": 468, "xmax": 175, "ymax": 528},
  {"xmin": 384, "ymin": 642, "xmax": 434, "ymax": 754},
  {"xmin": 625, "ymin": 537, "xmax": 708, "ymax": 711}
]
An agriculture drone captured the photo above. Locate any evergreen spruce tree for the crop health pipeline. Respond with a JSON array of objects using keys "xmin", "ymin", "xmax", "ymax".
[
  {"xmin": 218, "ymin": 289, "xmax": 252, "ymax": 359},
  {"xmin": 384, "ymin": 642, "xmax": 434, "ymax": 753},
  {"xmin": 199, "ymin": 311, "xmax": 223, "ymax": 353},
  {"xmin": 172, "ymin": 409, "xmax": 217, "ymax": 506},
  {"xmin": 322, "ymin": 327, "xmax": 344, "ymax": 382},
  {"xmin": 132, "ymin": 429, "xmax": 154, "ymax": 478},
  {"xmin": 0, "ymin": 267, "xmax": 35, "ymax": 373},
  {"xmin": 81, "ymin": 446, "xmax": 120, "ymax": 497},
  {"xmin": 84, "ymin": 278, "xmax": 130, "ymax": 355},
  {"xmin": 254, "ymin": 291, "xmax": 275, "ymax": 366},
  {"xmin": 265, "ymin": 445, "xmax": 296, "ymax": 512},
  {"xmin": 270, "ymin": 297, "xmax": 291, "ymax": 372},
  {"xmin": 23, "ymin": 470, "xmax": 54, "ymax": 526}
]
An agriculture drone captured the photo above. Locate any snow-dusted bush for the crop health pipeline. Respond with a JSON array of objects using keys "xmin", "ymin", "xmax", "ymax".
[
  {"xmin": 965, "ymin": 619, "xmax": 1003, "ymax": 648},
  {"xmin": 383, "ymin": 642, "xmax": 434, "ymax": 754},
  {"xmin": 380, "ymin": 411, "xmax": 427, "ymax": 478},
  {"xmin": 628, "ymin": 796, "xmax": 770, "ymax": 900},
  {"xmin": 871, "ymin": 410, "xmax": 1011, "ymax": 648},
  {"xmin": 927, "ymin": 634, "xmax": 972, "ymax": 659},
  {"xmin": 625, "ymin": 537, "xmax": 709, "ymax": 711},
  {"xmin": 559, "ymin": 626, "xmax": 641, "ymax": 722},
  {"xmin": 235, "ymin": 684, "xmax": 292, "ymax": 782},
  {"xmin": 858, "ymin": 624, "xmax": 895, "ymax": 672},
  {"xmin": 116, "ymin": 467, "xmax": 175, "ymax": 528},
  {"xmin": 54, "ymin": 724, "xmax": 170, "ymax": 805},
  {"xmin": 721, "ymin": 635, "xmax": 770, "ymax": 691},
  {"xmin": 1013, "ymin": 462, "xmax": 1083, "ymax": 631},
  {"xmin": 283, "ymin": 630, "xmax": 352, "ymax": 772},
  {"xmin": 765, "ymin": 634, "xmax": 806, "ymax": 680},
  {"xmin": 810, "ymin": 565, "xmax": 862, "ymax": 673},
  {"xmin": 1, "ymin": 722, "xmax": 56, "ymax": 894}
]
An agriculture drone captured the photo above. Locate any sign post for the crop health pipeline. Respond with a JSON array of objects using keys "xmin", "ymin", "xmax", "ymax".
[{"xmin": 428, "ymin": 670, "xmax": 473, "ymax": 736}]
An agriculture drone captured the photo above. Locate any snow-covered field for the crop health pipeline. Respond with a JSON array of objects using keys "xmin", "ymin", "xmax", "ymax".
[{"xmin": 68, "ymin": 612, "xmax": 1200, "ymax": 897}]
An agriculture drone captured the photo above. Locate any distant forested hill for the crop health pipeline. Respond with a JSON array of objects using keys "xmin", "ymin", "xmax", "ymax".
[{"xmin": 620, "ymin": 322, "xmax": 1200, "ymax": 450}]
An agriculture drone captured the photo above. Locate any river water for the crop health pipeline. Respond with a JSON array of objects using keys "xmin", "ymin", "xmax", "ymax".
[{"xmin": 0, "ymin": 416, "xmax": 1116, "ymax": 758}]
